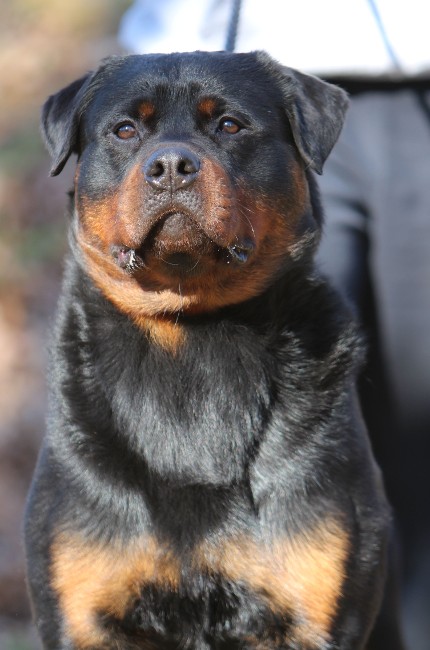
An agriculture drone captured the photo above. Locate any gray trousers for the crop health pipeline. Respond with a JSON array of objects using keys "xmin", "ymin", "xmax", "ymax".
[{"xmin": 317, "ymin": 87, "xmax": 430, "ymax": 649}]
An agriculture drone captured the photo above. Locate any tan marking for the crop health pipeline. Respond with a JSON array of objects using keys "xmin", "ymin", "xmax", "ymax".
[
  {"xmin": 75, "ymin": 158, "xmax": 312, "ymax": 337},
  {"xmin": 139, "ymin": 101, "xmax": 156, "ymax": 121},
  {"xmin": 77, "ymin": 163, "xmax": 146, "ymax": 251},
  {"xmin": 197, "ymin": 97, "xmax": 217, "ymax": 118},
  {"xmin": 76, "ymin": 232, "xmax": 186, "ymax": 354},
  {"xmin": 134, "ymin": 313, "xmax": 186, "ymax": 353},
  {"xmin": 51, "ymin": 534, "xmax": 180, "ymax": 649},
  {"xmin": 196, "ymin": 519, "xmax": 349, "ymax": 646},
  {"xmin": 193, "ymin": 157, "xmax": 239, "ymax": 246},
  {"xmin": 78, "ymin": 193, "xmax": 120, "ymax": 248},
  {"xmin": 51, "ymin": 519, "xmax": 347, "ymax": 647}
]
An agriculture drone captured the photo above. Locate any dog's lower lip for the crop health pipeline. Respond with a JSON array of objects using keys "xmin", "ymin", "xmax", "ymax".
[
  {"xmin": 111, "ymin": 241, "xmax": 255, "ymax": 272},
  {"xmin": 111, "ymin": 244, "xmax": 143, "ymax": 270},
  {"xmin": 111, "ymin": 245, "xmax": 132, "ymax": 267}
]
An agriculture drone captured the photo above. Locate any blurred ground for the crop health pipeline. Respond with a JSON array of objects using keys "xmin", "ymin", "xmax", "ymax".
[{"xmin": 0, "ymin": 1, "xmax": 130, "ymax": 647}]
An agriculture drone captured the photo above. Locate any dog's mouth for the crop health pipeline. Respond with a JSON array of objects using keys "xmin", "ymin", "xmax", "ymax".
[{"xmin": 111, "ymin": 211, "xmax": 254, "ymax": 276}]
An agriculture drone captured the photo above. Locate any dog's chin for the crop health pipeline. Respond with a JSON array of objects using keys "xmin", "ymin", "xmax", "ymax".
[
  {"xmin": 142, "ymin": 212, "xmax": 216, "ymax": 277},
  {"xmin": 111, "ymin": 212, "xmax": 255, "ymax": 278}
]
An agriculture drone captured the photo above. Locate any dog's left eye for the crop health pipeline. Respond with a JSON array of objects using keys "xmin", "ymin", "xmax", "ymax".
[
  {"xmin": 114, "ymin": 123, "xmax": 138, "ymax": 140},
  {"xmin": 218, "ymin": 118, "xmax": 242, "ymax": 135}
]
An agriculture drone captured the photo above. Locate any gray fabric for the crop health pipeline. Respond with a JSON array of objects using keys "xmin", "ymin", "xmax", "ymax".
[
  {"xmin": 317, "ymin": 88, "xmax": 430, "ymax": 649},
  {"xmin": 318, "ymin": 89, "xmax": 430, "ymax": 418}
]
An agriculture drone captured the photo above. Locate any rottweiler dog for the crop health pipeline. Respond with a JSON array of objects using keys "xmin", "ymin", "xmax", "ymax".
[{"xmin": 25, "ymin": 51, "xmax": 405, "ymax": 650}]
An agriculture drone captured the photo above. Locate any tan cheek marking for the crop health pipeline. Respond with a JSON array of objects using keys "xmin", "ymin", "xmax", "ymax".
[
  {"xmin": 77, "ymin": 163, "xmax": 148, "ymax": 251},
  {"xmin": 238, "ymin": 162, "xmax": 311, "ymax": 252},
  {"xmin": 195, "ymin": 158, "xmax": 239, "ymax": 245},
  {"xmin": 197, "ymin": 519, "xmax": 349, "ymax": 646},
  {"xmin": 189, "ymin": 193, "xmax": 295, "ymax": 312},
  {"xmin": 51, "ymin": 534, "xmax": 180, "ymax": 649},
  {"xmin": 112, "ymin": 163, "xmax": 151, "ymax": 249},
  {"xmin": 76, "ymin": 194, "xmax": 302, "ymax": 327},
  {"xmin": 75, "ymin": 163, "xmax": 189, "ymax": 352},
  {"xmin": 75, "ymin": 160, "xmax": 313, "ymax": 327},
  {"xmin": 77, "ymin": 232, "xmax": 187, "ymax": 354},
  {"xmin": 78, "ymin": 194, "xmax": 120, "ymax": 249}
]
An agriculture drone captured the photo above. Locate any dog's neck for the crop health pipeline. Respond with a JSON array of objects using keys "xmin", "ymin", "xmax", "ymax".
[{"xmin": 50, "ymin": 259, "xmax": 360, "ymax": 519}]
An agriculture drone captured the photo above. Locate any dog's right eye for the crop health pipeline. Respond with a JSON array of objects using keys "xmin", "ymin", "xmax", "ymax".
[
  {"xmin": 218, "ymin": 118, "xmax": 242, "ymax": 135},
  {"xmin": 114, "ymin": 123, "xmax": 138, "ymax": 140}
]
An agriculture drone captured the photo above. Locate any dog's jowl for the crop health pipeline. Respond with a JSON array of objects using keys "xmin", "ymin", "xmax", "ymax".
[{"xmin": 25, "ymin": 52, "xmax": 404, "ymax": 650}]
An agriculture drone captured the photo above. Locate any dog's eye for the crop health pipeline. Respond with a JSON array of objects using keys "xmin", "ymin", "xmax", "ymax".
[
  {"xmin": 219, "ymin": 118, "xmax": 242, "ymax": 135},
  {"xmin": 114, "ymin": 123, "xmax": 137, "ymax": 140}
]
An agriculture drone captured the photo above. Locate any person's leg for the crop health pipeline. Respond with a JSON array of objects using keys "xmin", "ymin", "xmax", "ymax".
[{"xmin": 318, "ymin": 89, "xmax": 430, "ymax": 650}]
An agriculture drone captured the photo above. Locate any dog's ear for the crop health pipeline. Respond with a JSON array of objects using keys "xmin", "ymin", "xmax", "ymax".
[
  {"xmin": 41, "ymin": 73, "xmax": 94, "ymax": 176},
  {"xmin": 283, "ymin": 67, "xmax": 349, "ymax": 174},
  {"xmin": 256, "ymin": 52, "xmax": 348, "ymax": 175}
]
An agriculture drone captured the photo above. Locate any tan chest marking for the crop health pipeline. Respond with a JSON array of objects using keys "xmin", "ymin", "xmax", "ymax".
[
  {"xmin": 51, "ymin": 518, "xmax": 348, "ymax": 649},
  {"xmin": 195, "ymin": 518, "xmax": 350, "ymax": 646},
  {"xmin": 51, "ymin": 534, "xmax": 180, "ymax": 648}
]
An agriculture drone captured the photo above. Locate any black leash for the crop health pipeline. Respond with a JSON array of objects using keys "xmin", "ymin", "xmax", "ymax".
[{"xmin": 225, "ymin": 0, "xmax": 242, "ymax": 52}]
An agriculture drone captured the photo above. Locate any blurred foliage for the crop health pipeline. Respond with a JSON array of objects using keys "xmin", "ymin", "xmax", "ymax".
[
  {"xmin": 0, "ymin": 0, "xmax": 130, "ymax": 136},
  {"xmin": 0, "ymin": 0, "xmax": 131, "ymax": 281},
  {"xmin": 0, "ymin": 1, "xmax": 131, "ymax": 646}
]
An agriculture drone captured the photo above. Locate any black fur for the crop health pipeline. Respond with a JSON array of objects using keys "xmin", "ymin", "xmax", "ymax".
[{"xmin": 25, "ymin": 51, "xmax": 404, "ymax": 650}]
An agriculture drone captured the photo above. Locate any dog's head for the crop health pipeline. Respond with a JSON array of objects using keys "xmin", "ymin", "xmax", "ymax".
[{"xmin": 42, "ymin": 51, "xmax": 347, "ymax": 323}]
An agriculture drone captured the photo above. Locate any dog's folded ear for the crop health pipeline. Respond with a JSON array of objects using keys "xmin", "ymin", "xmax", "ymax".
[
  {"xmin": 41, "ymin": 73, "xmax": 94, "ymax": 177},
  {"xmin": 284, "ymin": 67, "xmax": 349, "ymax": 174},
  {"xmin": 256, "ymin": 52, "xmax": 349, "ymax": 175}
]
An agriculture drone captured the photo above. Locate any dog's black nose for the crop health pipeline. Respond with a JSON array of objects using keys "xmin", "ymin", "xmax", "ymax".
[{"xmin": 143, "ymin": 147, "xmax": 200, "ymax": 191}]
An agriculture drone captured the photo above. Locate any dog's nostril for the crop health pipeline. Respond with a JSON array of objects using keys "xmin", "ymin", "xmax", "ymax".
[
  {"xmin": 178, "ymin": 156, "xmax": 199, "ymax": 176},
  {"xmin": 148, "ymin": 161, "xmax": 165, "ymax": 178}
]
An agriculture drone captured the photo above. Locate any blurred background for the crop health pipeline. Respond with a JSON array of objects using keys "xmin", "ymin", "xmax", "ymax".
[{"xmin": 0, "ymin": 2, "xmax": 130, "ymax": 648}]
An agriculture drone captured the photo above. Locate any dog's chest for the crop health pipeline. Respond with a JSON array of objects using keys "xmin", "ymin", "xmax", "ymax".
[
  {"xmin": 93, "ymin": 322, "xmax": 275, "ymax": 486},
  {"xmin": 50, "ymin": 521, "xmax": 348, "ymax": 649}
]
